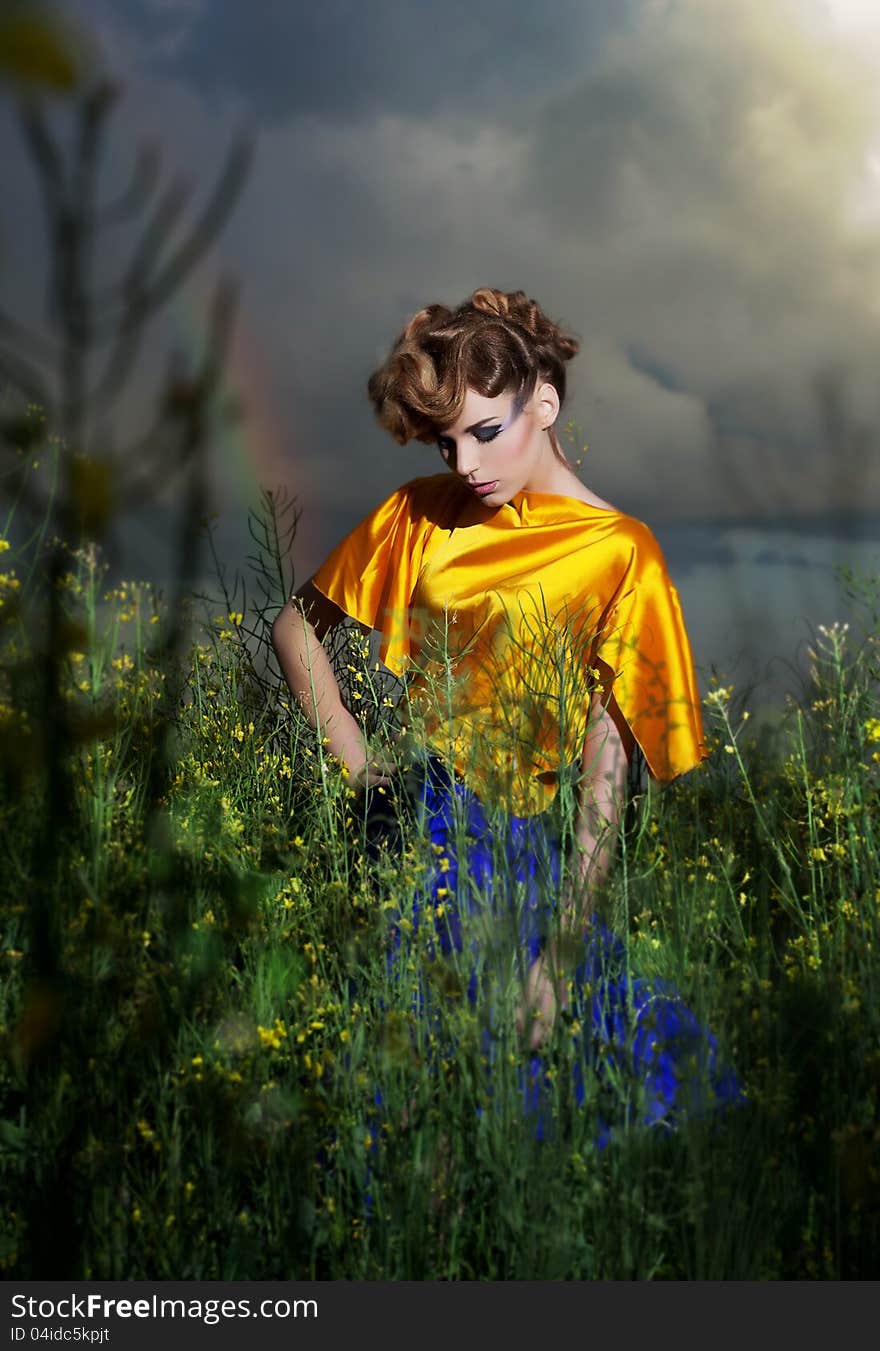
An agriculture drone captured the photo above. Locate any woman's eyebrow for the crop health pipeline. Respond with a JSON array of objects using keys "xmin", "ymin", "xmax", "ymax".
[{"xmin": 440, "ymin": 414, "xmax": 505, "ymax": 438}]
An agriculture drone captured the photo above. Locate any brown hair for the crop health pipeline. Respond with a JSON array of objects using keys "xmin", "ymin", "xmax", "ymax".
[{"xmin": 367, "ymin": 287, "xmax": 580, "ymax": 462}]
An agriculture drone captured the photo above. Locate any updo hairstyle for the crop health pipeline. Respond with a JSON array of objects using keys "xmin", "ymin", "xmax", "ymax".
[{"xmin": 367, "ymin": 287, "xmax": 580, "ymax": 463}]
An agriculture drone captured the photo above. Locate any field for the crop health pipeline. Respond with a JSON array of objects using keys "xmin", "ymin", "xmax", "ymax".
[{"xmin": 2, "ymin": 454, "xmax": 879, "ymax": 1281}]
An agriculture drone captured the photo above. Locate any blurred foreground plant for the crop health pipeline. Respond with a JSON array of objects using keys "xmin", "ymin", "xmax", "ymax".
[{"xmin": 0, "ymin": 21, "xmax": 261, "ymax": 1275}]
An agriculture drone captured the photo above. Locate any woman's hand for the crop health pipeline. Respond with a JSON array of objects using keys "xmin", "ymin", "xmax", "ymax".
[
  {"xmin": 345, "ymin": 752, "xmax": 398, "ymax": 793},
  {"xmin": 514, "ymin": 952, "xmax": 570, "ymax": 1052},
  {"xmin": 342, "ymin": 727, "xmax": 405, "ymax": 793}
]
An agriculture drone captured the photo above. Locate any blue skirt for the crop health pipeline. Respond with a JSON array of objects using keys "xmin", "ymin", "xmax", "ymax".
[{"xmin": 357, "ymin": 752, "xmax": 744, "ymax": 1149}]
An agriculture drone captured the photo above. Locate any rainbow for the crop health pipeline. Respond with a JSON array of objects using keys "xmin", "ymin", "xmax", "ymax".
[{"xmin": 172, "ymin": 264, "xmax": 319, "ymax": 586}]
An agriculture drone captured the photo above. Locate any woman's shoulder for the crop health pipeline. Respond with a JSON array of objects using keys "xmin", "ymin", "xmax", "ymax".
[
  {"xmin": 564, "ymin": 493, "xmax": 666, "ymax": 572},
  {"xmin": 606, "ymin": 510, "xmax": 670, "ymax": 577}
]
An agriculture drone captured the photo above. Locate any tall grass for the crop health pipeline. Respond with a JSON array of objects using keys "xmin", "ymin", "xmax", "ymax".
[{"xmin": 1, "ymin": 464, "xmax": 879, "ymax": 1279}]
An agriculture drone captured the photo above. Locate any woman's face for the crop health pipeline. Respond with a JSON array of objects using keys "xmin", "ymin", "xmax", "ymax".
[{"xmin": 434, "ymin": 381, "xmax": 560, "ymax": 504}]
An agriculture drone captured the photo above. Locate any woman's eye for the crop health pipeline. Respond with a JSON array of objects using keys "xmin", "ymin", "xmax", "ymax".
[{"xmin": 437, "ymin": 426, "xmax": 502, "ymax": 455}]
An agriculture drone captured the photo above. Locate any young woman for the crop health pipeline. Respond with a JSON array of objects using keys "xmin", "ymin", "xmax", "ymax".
[{"xmin": 272, "ymin": 287, "xmax": 741, "ymax": 1142}]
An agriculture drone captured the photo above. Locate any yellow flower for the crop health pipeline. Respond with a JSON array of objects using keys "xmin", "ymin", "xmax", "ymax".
[
  {"xmin": 864, "ymin": 718, "xmax": 880, "ymax": 744},
  {"xmin": 257, "ymin": 1019, "xmax": 288, "ymax": 1050}
]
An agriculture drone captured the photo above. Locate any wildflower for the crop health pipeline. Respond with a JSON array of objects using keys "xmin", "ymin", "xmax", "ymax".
[
  {"xmin": 0, "ymin": 539, "xmax": 8, "ymax": 553},
  {"xmin": 257, "ymin": 1019, "xmax": 288, "ymax": 1051},
  {"xmin": 810, "ymin": 846, "xmax": 828, "ymax": 863},
  {"xmin": 864, "ymin": 718, "xmax": 880, "ymax": 744}
]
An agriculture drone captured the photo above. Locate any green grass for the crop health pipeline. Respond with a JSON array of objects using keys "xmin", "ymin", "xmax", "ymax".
[{"xmin": 1, "ymin": 503, "xmax": 879, "ymax": 1279}]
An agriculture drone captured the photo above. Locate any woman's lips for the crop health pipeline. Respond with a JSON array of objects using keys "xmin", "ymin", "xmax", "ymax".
[{"xmin": 471, "ymin": 480, "xmax": 498, "ymax": 497}]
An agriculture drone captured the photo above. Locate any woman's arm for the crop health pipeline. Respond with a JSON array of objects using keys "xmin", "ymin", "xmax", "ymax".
[
  {"xmin": 516, "ymin": 691, "xmax": 632, "ymax": 1049},
  {"xmin": 566, "ymin": 690, "xmax": 633, "ymax": 920},
  {"xmin": 271, "ymin": 579, "xmax": 396, "ymax": 789}
]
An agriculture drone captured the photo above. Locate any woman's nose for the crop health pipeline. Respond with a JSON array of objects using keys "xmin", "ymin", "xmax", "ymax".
[{"xmin": 455, "ymin": 446, "xmax": 481, "ymax": 477}]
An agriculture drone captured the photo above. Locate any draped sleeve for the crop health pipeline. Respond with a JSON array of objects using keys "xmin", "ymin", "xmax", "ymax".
[
  {"xmin": 589, "ymin": 519, "xmax": 708, "ymax": 782},
  {"xmin": 310, "ymin": 475, "xmax": 460, "ymax": 677}
]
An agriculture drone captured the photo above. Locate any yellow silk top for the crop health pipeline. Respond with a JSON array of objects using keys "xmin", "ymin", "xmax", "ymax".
[{"xmin": 311, "ymin": 473, "xmax": 708, "ymax": 816}]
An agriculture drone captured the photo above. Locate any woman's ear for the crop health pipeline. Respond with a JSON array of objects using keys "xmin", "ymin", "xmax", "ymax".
[{"xmin": 537, "ymin": 381, "xmax": 560, "ymax": 431}]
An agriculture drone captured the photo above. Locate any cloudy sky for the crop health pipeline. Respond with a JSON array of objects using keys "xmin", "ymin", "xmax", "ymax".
[{"xmin": 2, "ymin": 0, "xmax": 880, "ymax": 716}]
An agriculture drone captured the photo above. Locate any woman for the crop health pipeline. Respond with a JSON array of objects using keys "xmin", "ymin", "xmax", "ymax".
[{"xmin": 272, "ymin": 287, "xmax": 741, "ymax": 1143}]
